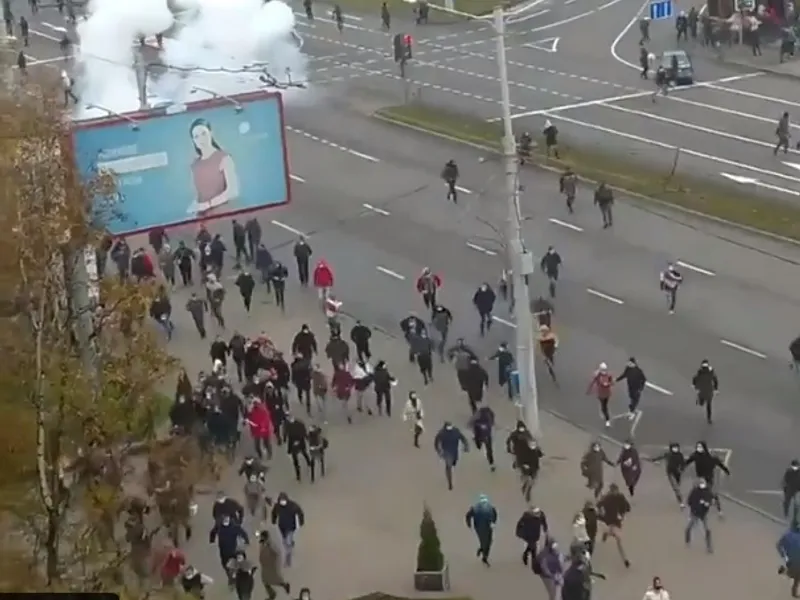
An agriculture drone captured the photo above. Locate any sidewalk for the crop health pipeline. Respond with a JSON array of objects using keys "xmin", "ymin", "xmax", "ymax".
[
  {"xmin": 712, "ymin": 40, "xmax": 800, "ymax": 79},
  {"xmin": 162, "ymin": 287, "xmax": 787, "ymax": 600}
]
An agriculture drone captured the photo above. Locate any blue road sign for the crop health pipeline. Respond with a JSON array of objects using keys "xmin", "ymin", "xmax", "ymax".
[{"xmin": 649, "ymin": 0, "xmax": 673, "ymax": 20}]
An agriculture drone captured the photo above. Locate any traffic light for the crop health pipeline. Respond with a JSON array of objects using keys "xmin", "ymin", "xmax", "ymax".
[{"xmin": 393, "ymin": 32, "xmax": 413, "ymax": 61}]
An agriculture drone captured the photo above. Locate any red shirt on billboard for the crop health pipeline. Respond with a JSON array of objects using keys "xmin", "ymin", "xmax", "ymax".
[{"xmin": 313, "ymin": 259, "xmax": 334, "ymax": 289}]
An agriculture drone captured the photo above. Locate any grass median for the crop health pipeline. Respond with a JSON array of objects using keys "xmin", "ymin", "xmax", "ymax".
[{"xmin": 374, "ymin": 103, "xmax": 800, "ymax": 242}]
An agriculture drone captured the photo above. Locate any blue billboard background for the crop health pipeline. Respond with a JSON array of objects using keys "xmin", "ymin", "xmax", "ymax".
[{"xmin": 72, "ymin": 94, "xmax": 290, "ymax": 234}]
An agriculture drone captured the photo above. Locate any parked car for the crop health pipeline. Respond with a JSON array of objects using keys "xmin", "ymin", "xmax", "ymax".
[{"xmin": 660, "ymin": 49, "xmax": 694, "ymax": 85}]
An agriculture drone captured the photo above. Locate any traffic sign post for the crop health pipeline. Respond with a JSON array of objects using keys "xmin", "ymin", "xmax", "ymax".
[{"xmin": 649, "ymin": 0, "xmax": 673, "ymax": 20}]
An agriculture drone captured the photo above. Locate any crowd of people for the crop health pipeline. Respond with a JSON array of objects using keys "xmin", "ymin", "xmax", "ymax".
[{"xmin": 96, "ymin": 218, "xmax": 800, "ymax": 600}]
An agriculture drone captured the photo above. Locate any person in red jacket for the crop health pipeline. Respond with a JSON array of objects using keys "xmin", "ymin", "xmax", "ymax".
[
  {"xmin": 313, "ymin": 259, "xmax": 334, "ymax": 299},
  {"xmin": 246, "ymin": 399, "xmax": 273, "ymax": 460},
  {"xmin": 332, "ymin": 366, "xmax": 354, "ymax": 424},
  {"xmin": 416, "ymin": 267, "xmax": 442, "ymax": 315},
  {"xmin": 587, "ymin": 362, "xmax": 614, "ymax": 428},
  {"xmin": 156, "ymin": 544, "xmax": 186, "ymax": 587}
]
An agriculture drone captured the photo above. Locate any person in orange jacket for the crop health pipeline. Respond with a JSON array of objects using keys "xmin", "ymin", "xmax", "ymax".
[
  {"xmin": 587, "ymin": 362, "xmax": 614, "ymax": 428},
  {"xmin": 416, "ymin": 267, "xmax": 442, "ymax": 315},
  {"xmin": 313, "ymin": 259, "xmax": 334, "ymax": 298}
]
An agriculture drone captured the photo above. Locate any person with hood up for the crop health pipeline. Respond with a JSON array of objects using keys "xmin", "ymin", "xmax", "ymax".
[
  {"xmin": 685, "ymin": 478, "xmax": 714, "ymax": 553},
  {"xmin": 245, "ymin": 217, "xmax": 261, "ymax": 261},
  {"xmin": 441, "ymin": 159, "xmax": 460, "ymax": 203},
  {"xmin": 691, "ymin": 359, "xmax": 718, "ymax": 424},
  {"xmin": 111, "ymin": 238, "xmax": 131, "ymax": 281},
  {"xmin": 616, "ymin": 439, "xmax": 642, "ymax": 497},
  {"xmin": 205, "ymin": 273, "xmax": 226, "ymax": 329},
  {"xmin": 517, "ymin": 438, "xmax": 544, "ymax": 502},
  {"xmin": 516, "ymin": 505, "xmax": 549, "ymax": 567},
  {"xmin": 581, "ymin": 441, "xmax": 613, "ymax": 498},
  {"xmin": 615, "ymin": 357, "xmax": 647, "ymax": 419},
  {"xmin": 473, "ymin": 283, "xmax": 496, "ymax": 336},
  {"xmin": 403, "ymin": 391, "xmax": 424, "ymax": 447},
  {"xmin": 650, "ymin": 442, "xmax": 686, "ymax": 507},
  {"xmin": 209, "ymin": 514, "xmax": 249, "ymax": 572},
  {"xmin": 312, "ymin": 259, "xmax": 334, "ymax": 299},
  {"xmin": 434, "ymin": 420, "xmax": 469, "ymax": 490},
  {"xmin": 465, "ymin": 494, "xmax": 498, "ymax": 566},
  {"xmin": 257, "ymin": 530, "xmax": 291, "ymax": 600},
  {"xmin": 431, "ymin": 304, "xmax": 453, "ymax": 362},
  {"xmin": 683, "ymin": 440, "xmax": 729, "ymax": 514},
  {"xmin": 174, "ymin": 240, "xmax": 195, "ymax": 286},
  {"xmin": 291, "ymin": 325, "xmax": 317, "ymax": 361},
  {"xmin": 400, "ymin": 312, "xmax": 427, "ymax": 362},
  {"xmin": 410, "ymin": 328, "xmax": 435, "ymax": 385},
  {"xmin": 469, "ymin": 403, "xmax": 497, "ymax": 472},
  {"xmin": 268, "ymin": 261, "xmax": 289, "ymax": 310},
  {"xmin": 324, "ymin": 334, "xmax": 349, "ymax": 371},
  {"xmin": 597, "ymin": 483, "xmax": 631, "ymax": 568},
  {"xmin": 331, "ymin": 363, "xmax": 354, "ymax": 424},
  {"xmin": 778, "ymin": 525, "xmax": 800, "ymax": 597},
  {"xmin": 543, "ymin": 119, "xmax": 559, "ymax": 158},
  {"xmin": 246, "ymin": 399, "xmax": 273, "ymax": 460},
  {"xmin": 489, "ymin": 342, "xmax": 514, "ymax": 399},
  {"xmin": 783, "ymin": 459, "xmax": 800, "ymax": 520},
  {"xmin": 586, "ymin": 362, "xmax": 614, "ymax": 427},
  {"xmin": 416, "ymin": 267, "xmax": 442, "ymax": 315},
  {"xmin": 291, "ymin": 354, "xmax": 313, "ymax": 414},
  {"xmin": 208, "ymin": 234, "xmax": 227, "ymax": 277},
  {"xmin": 235, "ymin": 269, "xmax": 256, "ymax": 313},
  {"xmin": 232, "ymin": 219, "xmax": 249, "ymax": 267},
  {"xmin": 350, "ymin": 320, "xmax": 372, "ymax": 362},
  {"xmin": 293, "ymin": 236, "xmax": 313, "ymax": 287},
  {"xmin": 229, "ymin": 331, "xmax": 247, "ymax": 383},
  {"xmin": 536, "ymin": 537, "xmax": 564, "ymax": 600},
  {"xmin": 311, "ymin": 364, "xmax": 328, "ymax": 422},
  {"xmin": 350, "ymin": 358, "xmax": 373, "ymax": 415},
  {"xmin": 227, "ymin": 549, "xmax": 257, "ymax": 600},
  {"xmin": 270, "ymin": 492, "xmax": 305, "ymax": 567},
  {"xmin": 594, "ymin": 181, "xmax": 614, "ymax": 229},
  {"xmin": 372, "ymin": 360, "xmax": 396, "ymax": 417},
  {"xmin": 463, "ymin": 358, "xmax": 489, "ymax": 414}
]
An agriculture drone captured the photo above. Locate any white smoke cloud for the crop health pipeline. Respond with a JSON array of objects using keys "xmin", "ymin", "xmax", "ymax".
[{"xmin": 74, "ymin": 0, "xmax": 308, "ymax": 118}]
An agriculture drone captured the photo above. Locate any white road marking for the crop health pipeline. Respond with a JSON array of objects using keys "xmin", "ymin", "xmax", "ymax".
[
  {"xmin": 42, "ymin": 22, "xmax": 67, "ymax": 32},
  {"xmin": 645, "ymin": 382, "xmax": 673, "ymax": 395},
  {"xmin": 521, "ymin": 36, "xmax": 560, "ymax": 53},
  {"xmin": 507, "ymin": 9, "xmax": 551, "ymax": 24},
  {"xmin": 720, "ymin": 449, "xmax": 733, "ymax": 468},
  {"xmin": 603, "ymin": 103, "xmax": 792, "ymax": 154},
  {"xmin": 31, "ymin": 29, "xmax": 60, "ymax": 42},
  {"xmin": 630, "ymin": 409, "xmax": 643, "ymax": 435},
  {"xmin": 362, "ymin": 203, "xmax": 390, "ymax": 216},
  {"xmin": 706, "ymin": 84, "xmax": 800, "ymax": 111},
  {"xmin": 509, "ymin": 90, "xmax": 650, "ymax": 120},
  {"xmin": 493, "ymin": 316, "xmax": 516, "ymax": 328},
  {"xmin": 586, "ymin": 288, "xmax": 624, "ymax": 304},
  {"xmin": 720, "ymin": 339, "xmax": 767, "ymax": 359},
  {"xmin": 721, "ymin": 172, "xmax": 800, "ymax": 197},
  {"xmin": 610, "ymin": 0, "xmax": 648, "ymax": 70},
  {"xmin": 676, "ymin": 260, "xmax": 715, "ymax": 277},
  {"xmin": 456, "ymin": 185, "xmax": 473, "ymax": 194},
  {"xmin": 545, "ymin": 111, "xmax": 800, "ymax": 188},
  {"xmin": 28, "ymin": 56, "xmax": 67, "ymax": 65},
  {"xmin": 376, "ymin": 266, "xmax": 405, "ymax": 280},
  {"xmin": 747, "ymin": 490, "xmax": 783, "ymax": 495},
  {"xmin": 290, "ymin": 174, "xmax": 306, "ymax": 183},
  {"xmin": 548, "ymin": 218, "xmax": 583, "ymax": 232},
  {"xmin": 785, "ymin": 162, "xmax": 800, "ymax": 172},
  {"xmin": 270, "ymin": 220, "xmax": 305, "ymax": 236},
  {"xmin": 668, "ymin": 95, "xmax": 800, "ymax": 130},
  {"xmin": 466, "ymin": 242, "xmax": 497, "ymax": 256},
  {"xmin": 348, "ymin": 149, "xmax": 380, "ymax": 162}
]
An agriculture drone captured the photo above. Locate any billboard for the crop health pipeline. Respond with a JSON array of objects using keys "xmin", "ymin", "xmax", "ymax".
[{"xmin": 71, "ymin": 91, "xmax": 291, "ymax": 235}]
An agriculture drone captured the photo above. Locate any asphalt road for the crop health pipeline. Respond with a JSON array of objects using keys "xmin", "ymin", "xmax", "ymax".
[{"xmin": 162, "ymin": 104, "xmax": 800, "ymax": 523}]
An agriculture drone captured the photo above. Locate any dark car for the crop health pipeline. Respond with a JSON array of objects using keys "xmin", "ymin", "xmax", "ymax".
[{"xmin": 660, "ymin": 49, "xmax": 694, "ymax": 85}]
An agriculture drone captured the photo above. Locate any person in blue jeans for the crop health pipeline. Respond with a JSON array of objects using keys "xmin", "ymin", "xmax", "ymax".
[
  {"xmin": 777, "ymin": 525, "xmax": 800, "ymax": 597},
  {"xmin": 271, "ymin": 492, "xmax": 305, "ymax": 567},
  {"xmin": 685, "ymin": 479, "xmax": 713, "ymax": 553}
]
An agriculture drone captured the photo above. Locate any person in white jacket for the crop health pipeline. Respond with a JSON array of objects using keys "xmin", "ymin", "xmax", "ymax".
[
  {"xmin": 402, "ymin": 391, "xmax": 424, "ymax": 448},
  {"xmin": 571, "ymin": 512, "xmax": 590, "ymax": 559},
  {"xmin": 350, "ymin": 359, "xmax": 373, "ymax": 415},
  {"xmin": 643, "ymin": 577, "xmax": 670, "ymax": 600}
]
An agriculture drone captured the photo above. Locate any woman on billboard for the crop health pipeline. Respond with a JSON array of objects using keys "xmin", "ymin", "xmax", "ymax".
[{"xmin": 187, "ymin": 118, "xmax": 240, "ymax": 216}]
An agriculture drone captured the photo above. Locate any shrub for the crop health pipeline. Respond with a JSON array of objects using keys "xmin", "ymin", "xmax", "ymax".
[{"xmin": 416, "ymin": 505, "xmax": 445, "ymax": 572}]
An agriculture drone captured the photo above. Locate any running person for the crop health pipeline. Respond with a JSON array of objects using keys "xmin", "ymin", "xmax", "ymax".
[
  {"xmin": 539, "ymin": 246, "xmax": 562, "ymax": 298},
  {"xmin": 531, "ymin": 295, "xmax": 554, "ymax": 328},
  {"xmin": 332, "ymin": 3, "xmax": 344, "ymax": 32},
  {"xmin": 537, "ymin": 325, "xmax": 558, "ymax": 384},
  {"xmin": 659, "ymin": 263, "xmax": 683, "ymax": 314},
  {"xmin": 652, "ymin": 65, "xmax": 668, "ymax": 101}
]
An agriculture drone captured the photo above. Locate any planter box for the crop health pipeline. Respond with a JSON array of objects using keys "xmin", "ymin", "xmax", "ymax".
[{"xmin": 414, "ymin": 562, "xmax": 450, "ymax": 591}]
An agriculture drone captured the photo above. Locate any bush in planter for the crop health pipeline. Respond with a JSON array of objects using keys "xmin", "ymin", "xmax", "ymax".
[{"xmin": 416, "ymin": 505, "xmax": 445, "ymax": 572}]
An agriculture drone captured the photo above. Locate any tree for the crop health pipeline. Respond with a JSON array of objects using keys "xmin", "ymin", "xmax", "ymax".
[
  {"xmin": 416, "ymin": 505, "xmax": 445, "ymax": 572},
  {"xmin": 0, "ymin": 84, "xmax": 179, "ymax": 592}
]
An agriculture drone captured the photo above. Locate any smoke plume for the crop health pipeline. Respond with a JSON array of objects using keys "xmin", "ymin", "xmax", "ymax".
[{"xmin": 74, "ymin": 0, "xmax": 307, "ymax": 118}]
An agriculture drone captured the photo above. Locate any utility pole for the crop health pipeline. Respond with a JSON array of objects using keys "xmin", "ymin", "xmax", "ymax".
[
  {"xmin": 133, "ymin": 49, "xmax": 147, "ymax": 110},
  {"xmin": 493, "ymin": 6, "xmax": 540, "ymax": 436}
]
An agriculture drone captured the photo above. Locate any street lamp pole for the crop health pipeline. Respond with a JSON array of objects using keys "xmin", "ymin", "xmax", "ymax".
[{"xmin": 493, "ymin": 6, "xmax": 540, "ymax": 436}]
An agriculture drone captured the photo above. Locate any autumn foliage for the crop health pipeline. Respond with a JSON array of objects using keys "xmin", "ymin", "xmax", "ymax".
[{"xmin": 0, "ymin": 84, "xmax": 179, "ymax": 592}]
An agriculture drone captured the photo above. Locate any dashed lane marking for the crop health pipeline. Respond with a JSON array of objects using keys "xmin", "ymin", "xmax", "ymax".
[
  {"xmin": 645, "ymin": 381, "xmax": 673, "ymax": 395},
  {"xmin": 466, "ymin": 242, "xmax": 497, "ymax": 256},
  {"xmin": 746, "ymin": 490, "xmax": 783, "ymax": 495},
  {"xmin": 668, "ymin": 95, "xmax": 800, "ymax": 132},
  {"xmin": 586, "ymin": 288, "xmax": 624, "ymax": 305},
  {"xmin": 676, "ymin": 260, "xmax": 715, "ymax": 277},
  {"xmin": 290, "ymin": 174, "xmax": 306, "ymax": 183},
  {"xmin": 705, "ymin": 83, "xmax": 800, "ymax": 111},
  {"xmin": 720, "ymin": 339, "xmax": 767, "ymax": 359},
  {"xmin": 362, "ymin": 203, "xmax": 391, "ymax": 216},
  {"xmin": 287, "ymin": 126, "xmax": 380, "ymax": 162},
  {"xmin": 456, "ymin": 185, "xmax": 474, "ymax": 194},
  {"xmin": 376, "ymin": 266, "xmax": 405, "ymax": 280},
  {"xmin": 492, "ymin": 316, "xmax": 516, "ymax": 328},
  {"xmin": 270, "ymin": 220, "xmax": 305, "ymax": 236},
  {"xmin": 548, "ymin": 218, "xmax": 583, "ymax": 232}
]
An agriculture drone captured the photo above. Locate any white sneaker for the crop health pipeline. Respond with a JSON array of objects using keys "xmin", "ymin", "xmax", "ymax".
[
  {"xmin": 605, "ymin": 420, "xmax": 610, "ymax": 427},
  {"xmin": 629, "ymin": 412, "xmax": 635, "ymax": 421}
]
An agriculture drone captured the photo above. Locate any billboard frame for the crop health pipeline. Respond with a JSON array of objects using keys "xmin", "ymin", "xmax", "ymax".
[{"xmin": 69, "ymin": 89, "xmax": 292, "ymax": 237}]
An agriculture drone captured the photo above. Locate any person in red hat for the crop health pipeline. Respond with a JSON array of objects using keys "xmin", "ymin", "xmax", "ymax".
[{"xmin": 313, "ymin": 259, "xmax": 334, "ymax": 299}]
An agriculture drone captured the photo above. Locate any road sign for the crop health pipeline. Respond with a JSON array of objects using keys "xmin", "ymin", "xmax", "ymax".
[{"xmin": 649, "ymin": 0, "xmax": 672, "ymax": 20}]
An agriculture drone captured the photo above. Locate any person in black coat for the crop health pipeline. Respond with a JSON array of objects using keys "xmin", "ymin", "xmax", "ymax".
[
  {"xmin": 255, "ymin": 244, "xmax": 273, "ymax": 291},
  {"xmin": 615, "ymin": 357, "xmax": 646, "ymax": 417},
  {"xmin": 691, "ymin": 360, "xmax": 718, "ymax": 424},
  {"xmin": 235, "ymin": 270, "xmax": 256, "ymax": 312},
  {"xmin": 515, "ymin": 506, "xmax": 548, "ymax": 568},
  {"xmin": 271, "ymin": 493, "xmax": 305, "ymax": 567},
  {"xmin": 209, "ymin": 515, "xmax": 249, "ymax": 570},
  {"xmin": 291, "ymin": 325, "xmax": 317, "ymax": 361},
  {"xmin": 268, "ymin": 262, "xmax": 289, "ymax": 310},
  {"xmin": 350, "ymin": 321, "xmax": 372, "ymax": 362},
  {"xmin": 472, "ymin": 283, "xmax": 496, "ymax": 336},
  {"xmin": 400, "ymin": 313, "xmax": 427, "ymax": 362},
  {"xmin": 291, "ymin": 355, "xmax": 313, "ymax": 414}
]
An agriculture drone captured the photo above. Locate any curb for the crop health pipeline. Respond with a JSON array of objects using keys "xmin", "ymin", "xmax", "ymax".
[
  {"xmin": 373, "ymin": 111, "xmax": 800, "ymax": 250},
  {"xmin": 715, "ymin": 55, "xmax": 800, "ymax": 82}
]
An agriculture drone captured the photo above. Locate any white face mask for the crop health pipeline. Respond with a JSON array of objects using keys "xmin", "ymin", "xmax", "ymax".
[
  {"xmin": 279, "ymin": 499, "xmax": 287, "ymax": 506},
  {"xmin": 696, "ymin": 446, "xmax": 704, "ymax": 452},
  {"xmin": 445, "ymin": 425, "xmax": 453, "ymax": 430},
  {"xmin": 623, "ymin": 444, "xmax": 631, "ymax": 449},
  {"xmin": 793, "ymin": 466, "xmax": 799, "ymax": 470}
]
